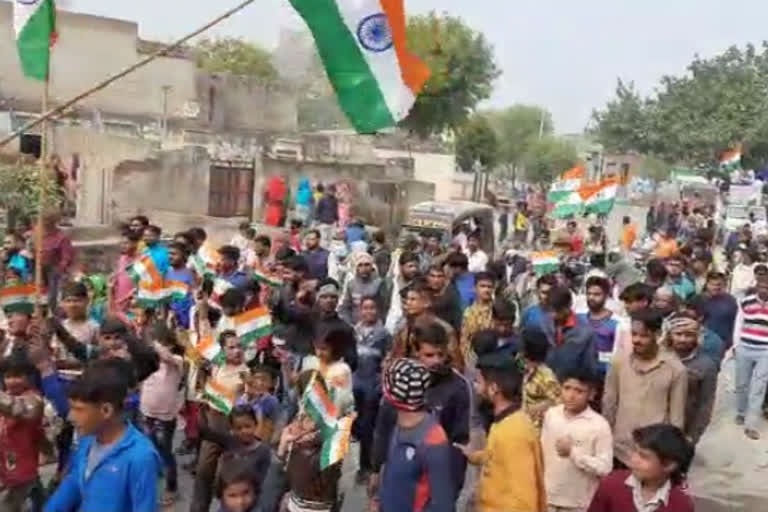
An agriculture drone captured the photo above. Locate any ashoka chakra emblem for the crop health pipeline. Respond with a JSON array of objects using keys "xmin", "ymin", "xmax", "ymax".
[{"xmin": 357, "ymin": 13, "xmax": 393, "ymax": 53}]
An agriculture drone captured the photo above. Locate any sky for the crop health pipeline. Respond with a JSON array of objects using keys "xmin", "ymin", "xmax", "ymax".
[{"xmin": 68, "ymin": 0, "xmax": 768, "ymax": 133}]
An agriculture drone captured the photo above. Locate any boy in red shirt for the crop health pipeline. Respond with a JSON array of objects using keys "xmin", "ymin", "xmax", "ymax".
[
  {"xmin": 588, "ymin": 423, "xmax": 695, "ymax": 512},
  {"xmin": 0, "ymin": 355, "xmax": 45, "ymax": 512}
]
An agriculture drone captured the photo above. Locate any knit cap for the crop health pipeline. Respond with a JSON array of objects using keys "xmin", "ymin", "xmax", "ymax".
[{"xmin": 383, "ymin": 358, "xmax": 431, "ymax": 411}]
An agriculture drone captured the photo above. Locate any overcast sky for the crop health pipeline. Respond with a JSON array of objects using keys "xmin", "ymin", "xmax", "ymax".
[{"xmin": 69, "ymin": 0, "xmax": 768, "ymax": 133}]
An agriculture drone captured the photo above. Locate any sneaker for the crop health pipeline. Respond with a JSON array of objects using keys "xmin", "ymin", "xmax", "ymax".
[
  {"xmin": 736, "ymin": 415, "xmax": 745, "ymax": 425},
  {"xmin": 745, "ymin": 428, "xmax": 761, "ymax": 440}
]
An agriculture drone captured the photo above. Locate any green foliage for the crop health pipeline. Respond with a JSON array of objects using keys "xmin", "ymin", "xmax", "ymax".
[
  {"xmin": 485, "ymin": 105, "xmax": 553, "ymax": 171},
  {"xmin": 0, "ymin": 162, "xmax": 62, "ymax": 226},
  {"xmin": 402, "ymin": 12, "xmax": 501, "ymax": 138},
  {"xmin": 455, "ymin": 115, "xmax": 499, "ymax": 172},
  {"xmin": 592, "ymin": 43, "xmax": 768, "ymax": 167},
  {"xmin": 521, "ymin": 136, "xmax": 579, "ymax": 185},
  {"xmin": 194, "ymin": 37, "xmax": 277, "ymax": 82}
]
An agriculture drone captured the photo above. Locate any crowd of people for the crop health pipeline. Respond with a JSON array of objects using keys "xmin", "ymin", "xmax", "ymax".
[{"xmin": 0, "ymin": 195, "xmax": 763, "ymax": 512}]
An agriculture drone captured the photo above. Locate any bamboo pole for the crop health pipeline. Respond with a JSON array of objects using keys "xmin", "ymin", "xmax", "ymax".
[
  {"xmin": 34, "ymin": 77, "xmax": 50, "ymax": 319},
  {"xmin": 0, "ymin": 0, "xmax": 256, "ymax": 149}
]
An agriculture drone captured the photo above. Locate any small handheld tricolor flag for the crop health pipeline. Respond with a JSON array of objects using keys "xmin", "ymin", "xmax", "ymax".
[
  {"xmin": 289, "ymin": 0, "xmax": 430, "ymax": 133},
  {"xmin": 14, "ymin": 0, "xmax": 57, "ymax": 81},
  {"xmin": 189, "ymin": 245, "xmax": 219, "ymax": 279},
  {"xmin": 253, "ymin": 269, "xmax": 283, "ymax": 289},
  {"xmin": 0, "ymin": 283, "xmax": 37, "ymax": 315},
  {"xmin": 233, "ymin": 307, "xmax": 272, "ymax": 346},
  {"xmin": 165, "ymin": 279, "xmax": 191, "ymax": 303},
  {"xmin": 193, "ymin": 332, "xmax": 224, "ymax": 365},
  {"xmin": 551, "ymin": 191, "xmax": 584, "ymax": 219},
  {"xmin": 301, "ymin": 372, "xmax": 355, "ymax": 470},
  {"xmin": 203, "ymin": 377, "xmax": 236, "ymax": 415},
  {"xmin": 531, "ymin": 251, "xmax": 560, "ymax": 276}
]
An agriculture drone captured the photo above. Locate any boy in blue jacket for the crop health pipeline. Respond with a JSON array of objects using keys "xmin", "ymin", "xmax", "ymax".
[{"xmin": 44, "ymin": 359, "xmax": 161, "ymax": 512}]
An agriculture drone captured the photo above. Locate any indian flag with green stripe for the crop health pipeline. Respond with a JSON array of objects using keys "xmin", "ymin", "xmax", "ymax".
[
  {"xmin": 547, "ymin": 166, "xmax": 584, "ymax": 203},
  {"xmin": 14, "ymin": 0, "xmax": 56, "ymax": 81},
  {"xmin": 203, "ymin": 377, "xmax": 236, "ymax": 415},
  {"xmin": 551, "ymin": 191, "xmax": 584, "ymax": 219},
  {"xmin": 531, "ymin": 251, "xmax": 560, "ymax": 276},
  {"xmin": 289, "ymin": 0, "xmax": 430, "ymax": 133},
  {"xmin": 253, "ymin": 269, "xmax": 282, "ymax": 288},
  {"xmin": 234, "ymin": 307, "xmax": 272, "ymax": 345},
  {"xmin": 194, "ymin": 332, "xmax": 224, "ymax": 365},
  {"xmin": 0, "ymin": 283, "xmax": 37, "ymax": 314},
  {"xmin": 166, "ymin": 279, "xmax": 190, "ymax": 303},
  {"xmin": 301, "ymin": 372, "xmax": 354, "ymax": 469}
]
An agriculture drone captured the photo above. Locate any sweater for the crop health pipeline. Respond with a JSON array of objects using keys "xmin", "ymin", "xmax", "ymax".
[
  {"xmin": 471, "ymin": 409, "xmax": 546, "ymax": 512},
  {"xmin": 378, "ymin": 414, "xmax": 455, "ymax": 512},
  {"xmin": 588, "ymin": 470, "xmax": 694, "ymax": 512}
]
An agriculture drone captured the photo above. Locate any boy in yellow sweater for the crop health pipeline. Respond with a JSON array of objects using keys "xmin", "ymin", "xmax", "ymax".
[{"xmin": 456, "ymin": 355, "xmax": 547, "ymax": 512}]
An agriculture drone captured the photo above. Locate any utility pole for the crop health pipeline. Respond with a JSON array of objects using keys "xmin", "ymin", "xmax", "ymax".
[{"xmin": 161, "ymin": 85, "xmax": 173, "ymax": 140}]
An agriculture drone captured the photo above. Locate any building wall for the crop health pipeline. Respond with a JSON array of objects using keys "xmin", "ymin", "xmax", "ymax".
[
  {"xmin": 111, "ymin": 146, "xmax": 211, "ymax": 220},
  {"xmin": 374, "ymin": 148, "xmax": 467, "ymax": 200},
  {"xmin": 0, "ymin": 4, "xmax": 297, "ymax": 133},
  {"xmin": 52, "ymin": 126, "xmax": 156, "ymax": 225}
]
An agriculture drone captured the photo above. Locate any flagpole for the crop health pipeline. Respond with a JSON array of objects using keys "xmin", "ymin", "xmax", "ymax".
[
  {"xmin": 34, "ymin": 75, "xmax": 50, "ymax": 319},
  {"xmin": 0, "ymin": 0, "xmax": 256, "ymax": 149}
]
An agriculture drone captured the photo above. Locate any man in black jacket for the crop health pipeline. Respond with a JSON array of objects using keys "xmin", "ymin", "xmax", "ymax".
[
  {"xmin": 427, "ymin": 263, "xmax": 462, "ymax": 331},
  {"xmin": 314, "ymin": 279, "xmax": 357, "ymax": 371},
  {"xmin": 370, "ymin": 320, "xmax": 471, "ymax": 501}
]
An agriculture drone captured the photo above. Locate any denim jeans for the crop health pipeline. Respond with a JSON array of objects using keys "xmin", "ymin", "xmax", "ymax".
[
  {"xmin": 734, "ymin": 344, "xmax": 768, "ymax": 430},
  {"xmin": 140, "ymin": 415, "xmax": 178, "ymax": 493}
]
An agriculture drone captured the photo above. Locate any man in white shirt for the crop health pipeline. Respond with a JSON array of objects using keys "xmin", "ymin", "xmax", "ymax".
[{"xmin": 465, "ymin": 231, "xmax": 488, "ymax": 273}]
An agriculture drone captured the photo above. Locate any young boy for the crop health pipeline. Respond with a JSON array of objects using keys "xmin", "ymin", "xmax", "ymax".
[
  {"xmin": 44, "ymin": 359, "xmax": 161, "ymax": 512},
  {"xmin": 456, "ymin": 355, "xmax": 546, "ymax": 512},
  {"xmin": 236, "ymin": 364, "xmax": 280, "ymax": 443},
  {"xmin": 587, "ymin": 424, "xmax": 695, "ymax": 512},
  {"xmin": 375, "ymin": 358, "xmax": 454, "ymax": 512},
  {"xmin": 216, "ymin": 459, "xmax": 262, "ymax": 512},
  {"xmin": 51, "ymin": 281, "xmax": 100, "ymax": 370},
  {"xmin": 460, "ymin": 271, "xmax": 496, "ymax": 362},
  {"xmin": 0, "ymin": 355, "xmax": 45, "ymax": 512},
  {"xmin": 199, "ymin": 405, "xmax": 271, "ymax": 505},
  {"xmin": 541, "ymin": 367, "xmax": 613, "ymax": 512},
  {"xmin": 603, "ymin": 311, "xmax": 687, "ymax": 468}
]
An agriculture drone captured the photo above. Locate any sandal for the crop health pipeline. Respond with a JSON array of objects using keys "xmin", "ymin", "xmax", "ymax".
[
  {"xmin": 745, "ymin": 428, "xmax": 761, "ymax": 440},
  {"xmin": 160, "ymin": 492, "xmax": 177, "ymax": 507}
]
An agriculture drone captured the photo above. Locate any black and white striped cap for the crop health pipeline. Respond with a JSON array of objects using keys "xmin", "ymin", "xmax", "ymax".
[{"xmin": 383, "ymin": 358, "xmax": 431, "ymax": 411}]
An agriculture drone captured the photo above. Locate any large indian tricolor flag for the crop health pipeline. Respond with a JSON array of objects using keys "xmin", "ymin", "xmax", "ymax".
[
  {"xmin": 551, "ymin": 191, "xmax": 584, "ymax": 219},
  {"xmin": 531, "ymin": 251, "xmax": 560, "ymax": 276},
  {"xmin": 719, "ymin": 147, "xmax": 742, "ymax": 170},
  {"xmin": 14, "ymin": 0, "xmax": 57, "ymax": 81},
  {"xmin": 583, "ymin": 179, "xmax": 618, "ymax": 215},
  {"xmin": 547, "ymin": 166, "xmax": 585, "ymax": 203},
  {"xmin": 289, "ymin": 0, "xmax": 430, "ymax": 133}
]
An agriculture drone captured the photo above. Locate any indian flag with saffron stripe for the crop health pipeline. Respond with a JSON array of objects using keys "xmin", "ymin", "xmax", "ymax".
[
  {"xmin": 551, "ymin": 191, "xmax": 584, "ymax": 219},
  {"xmin": 136, "ymin": 282, "xmax": 169, "ymax": 308},
  {"xmin": 189, "ymin": 245, "xmax": 219, "ymax": 278},
  {"xmin": 547, "ymin": 166, "xmax": 585, "ymax": 203},
  {"xmin": 720, "ymin": 147, "xmax": 742, "ymax": 170},
  {"xmin": 203, "ymin": 378, "xmax": 236, "ymax": 415},
  {"xmin": 531, "ymin": 251, "xmax": 560, "ymax": 276},
  {"xmin": 193, "ymin": 332, "xmax": 224, "ymax": 365},
  {"xmin": 166, "ymin": 279, "xmax": 190, "ymax": 302},
  {"xmin": 234, "ymin": 307, "xmax": 272, "ymax": 346},
  {"xmin": 584, "ymin": 179, "xmax": 618, "ymax": 215},
  {"xmin": 253, "ymin": 269, "xmax": 282, "ymax": 288},
  {"xmin": 289, "ymin": 0, "xmax": 430, "ymax": 133},
  {"xmin": 14, "ymin": 0, "xmax": 56, "ymax": 81},
  {"xmin": 301, "ymin": 372, "xmax": 355, "ymax": 469},
  {"xmin": 0, "ymin": 283, "xmax": 37, "ymax": 314}
]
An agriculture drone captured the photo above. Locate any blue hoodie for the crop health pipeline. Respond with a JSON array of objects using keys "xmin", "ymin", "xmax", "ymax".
[{"xmin": 44, "ymin": 423, "xmax": 161, "ymax": 512}]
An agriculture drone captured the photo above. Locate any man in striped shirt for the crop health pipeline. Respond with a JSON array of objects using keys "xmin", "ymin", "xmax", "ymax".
[{"xmin": 731, "ymin": 264, "xmax": 768, "ymax": 440}]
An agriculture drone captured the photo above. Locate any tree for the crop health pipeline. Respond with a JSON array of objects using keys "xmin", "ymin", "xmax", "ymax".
[
  {"xmin": 455, "ymin": 115, "xmax": 499, "ymax": 172},
  {"xmin": 193, "ymin": 37, "xmax": 278, "ymax": 82},
  {"xmin": 521, "ymin": 136, "xmax": 579, "ymax": 185},
  {"xmin": 402, "ymin": 12, "xmax": 501, "ymax": 138},
  {"xmin": 0, "ymin": 160, "xmax": 62, "ymax": 229},
  {"xmin": 592, "ymin": 43, "xmax": 768, "ymax": 168},
  {"xmin": 485, "ymin": 105, "xmax": 553, "ymax": 176}
]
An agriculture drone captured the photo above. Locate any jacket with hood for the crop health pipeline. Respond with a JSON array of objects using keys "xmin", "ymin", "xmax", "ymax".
[{"xmin": 44, "ymin": 423, "xmax": 161, "ymax": 512}]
